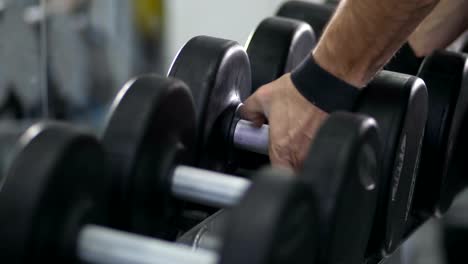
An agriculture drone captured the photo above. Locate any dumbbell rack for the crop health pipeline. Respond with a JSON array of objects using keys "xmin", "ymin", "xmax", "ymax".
[{"xmin": 1, "ymin": 1, "xmax": 468, "ymax": 264}]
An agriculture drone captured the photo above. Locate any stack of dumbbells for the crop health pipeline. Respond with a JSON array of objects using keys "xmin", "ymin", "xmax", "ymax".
[{"xmin": 0, "ymin": 1, "xmax": 468, "ymax": 264}]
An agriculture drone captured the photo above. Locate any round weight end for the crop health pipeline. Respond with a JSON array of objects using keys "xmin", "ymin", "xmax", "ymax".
[
  {"xmin": 0, "ymin": 122, "xmax": 108, "ymax": 263},
  {"xmin": 416, "ymin": 51, "xmax": 468, "ymax": 216},
  {"xmin": 246, "ymin": 16, "xmax": 316, "ymax": 92},
  {"xmin": 301, "ymin": 111, "xmax": 381, "ymax": 264},
  {"xmin": 169, "ymin": 36, "xmax": 251, "ymax": 171},
  {"xmin": 276, "ymin": 1, "xmax": 335, "ymax": 37},
  {"xmin": 355, "ymin": 71, "xmax": 428, "ymax": 255},
  {"xmin": 219, "ymin": 167, "xmax": 318, "ymax": 264}
]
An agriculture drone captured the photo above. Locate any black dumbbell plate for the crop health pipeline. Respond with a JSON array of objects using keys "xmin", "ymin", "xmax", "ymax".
[
  {"xmin": 246, "ymin": 16, "xmax": 316, "ymax": 92},
  {"xmin": 414, "ymin": 51, "xmax": 468, "ymax": 217},
  {"xmin": 168, "ymin": 36, "xmax": 251, "ymax": 172},
  {"xmin": 220, "ymin": 168, "xmax": 318, "ymax": 264},
  {"xmin": 0, "ymin": 123, "xmax": 108, "ymax": 263},
  {"xmin": 101, "ymin": 75, "xmax": 196, "ymax": 239}
]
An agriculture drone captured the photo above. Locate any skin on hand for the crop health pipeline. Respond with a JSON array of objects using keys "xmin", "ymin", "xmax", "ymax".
[
  {"xmin": 408, "ymin": 0, "xmax": 468, "ymax": 57},
  {"xmin": 240, "ymin": 74, "xmax": 328, "ymax": 171},
  {"xmin": 313, "ymin": 0, "xmax": 440, "ymax": 87}
]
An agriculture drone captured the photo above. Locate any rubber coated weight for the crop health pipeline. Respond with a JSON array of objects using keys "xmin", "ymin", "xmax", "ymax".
[
  {"xmin": 301, "ymin": 112, "xmax": 380, "ymax": 264},
  {"xmin": 276, "ymin": 1, "xmax": 335, "ymax": 37},
  {"xmin": 0, "ymin": 122, "xmax": 109, "ymax": 263},
  {"xmin": 101, "ymin": 75, "xmax": 196, "ymax": 238},
  {"xmin": 168, "ymin": 36, "xmax": 251, "ymax": 172},
  {"xmin": 0, "ymin": 121, "xmax": 33, "ymax": 176},
  {"xmin": 220, "ymin": 168, "xmax": 318, "ymax": 264},
  {"xmin": 246, "ymin": 16, "xmax": 316, "ymax": 92},
  {"xmin": 414, "ymin": 51, "xmax": 468, "ymax": 217},
  {"xmin": 355, "ymin": 71, "xmax": 428, "ymax": 256}
]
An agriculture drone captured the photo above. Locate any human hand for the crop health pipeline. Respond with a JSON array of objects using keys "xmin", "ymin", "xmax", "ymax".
[{"xmin": 240, "ymin": 73, "xmax": 328, "ymax": 171}]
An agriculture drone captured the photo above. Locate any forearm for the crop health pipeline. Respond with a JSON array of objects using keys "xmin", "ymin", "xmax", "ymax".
[
  {"xmin": 313, "ymin": 0, "xmax": 440, "ymax": 87},
  {"xmin": 409, "ymin": 0, "xmax": 468, "ymax": 57}
]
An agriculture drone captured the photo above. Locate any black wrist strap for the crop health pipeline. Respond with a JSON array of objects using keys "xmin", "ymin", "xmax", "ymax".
[{"xmin": 290, "ymin": 55, "xmax": 360, "ymax": 113}]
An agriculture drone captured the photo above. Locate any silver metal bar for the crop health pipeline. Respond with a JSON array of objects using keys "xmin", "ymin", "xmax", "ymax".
[
  {"xmin": 172, "ymin": 165, "xmax": 251, "ymax": 208},
  {"xmin": 233, "ymin": 119, "xmax": 269, "ymax": 155},
  {"xmin": 78, "ymin": 225, "xmax": 218, "ymax": 264}
]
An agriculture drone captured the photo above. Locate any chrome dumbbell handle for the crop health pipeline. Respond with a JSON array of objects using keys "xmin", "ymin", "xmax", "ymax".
[
  {"xmin": 78, "ymin": 225, "xmax": 218, "ymax": 264},
  {"xmin": 171, "ymin": 165, "xmax": 251, "ymax": 208},
  {"xmin": 163, "ymin": 119, "xmax": 268, "ymax": 209},
  {"xmin": 233, "ymin": 119, "xmax": 269, "ymax": 155}
]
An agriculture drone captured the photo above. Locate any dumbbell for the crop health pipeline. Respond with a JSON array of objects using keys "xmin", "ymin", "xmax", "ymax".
[
  {"xmin": 378, "ymin": 50, "xmax": 468, "ymax": 234},
  {"xmin": 246, "ymin": 16, "xmax": 317, "ymax": 93},
  {"xmin": 276, "ymin": 0, "xmax": 468, "ymax": 227},
  {"xmin": 346, "ymin": 45, "xmax": 468, "ymax": 233},
  {"xmin": 168, "ymin": 34, "xmax": 428, "ymax": 256},
  {"xmin": 101, "ymin": 74, "xmax": 380, "ymax": 264},
  {"xmin": 0, "ymin": 120, "xmax": 319, "ymax": 263},
  {"xmin": 386, "ymin": 41, "xmax": 468, "ymax": 228},
  {"xmin": 276, "ymin": 1, "xmax": 335, "ymax": 37},
  {"xmin": 409, "ymin": 52, "xmax": 468, "ymax": 220}
]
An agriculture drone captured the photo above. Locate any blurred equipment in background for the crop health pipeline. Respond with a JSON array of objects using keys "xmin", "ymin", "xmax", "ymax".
[
  {"xmin": 46, "ymin": 0, "xmax": 157, "ymax": 127},
  {"xmin": 0, "ymin": 0, "xmax": 41, "ymax": 119},
  {"xmin": 0, "ymin": 0, "xmax": 165, "ymax": 128},
  {"xmin": 135, "ymin": 0, "xmax": 166, "ymax": 76}
]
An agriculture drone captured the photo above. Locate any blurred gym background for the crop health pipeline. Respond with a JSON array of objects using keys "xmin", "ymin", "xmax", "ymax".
[
  {"xmin": 1, "ymin": 0, "xmax": 320, "ymax": 127},
  {"xmin": 0, "ymin": 1, "xmax": 466, "ymax": 263}
]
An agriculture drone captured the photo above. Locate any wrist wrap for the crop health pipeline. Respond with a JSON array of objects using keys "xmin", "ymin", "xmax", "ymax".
[{"xmin": 291, "ymin": 55, "xmax": 360, "ymax": 113}]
